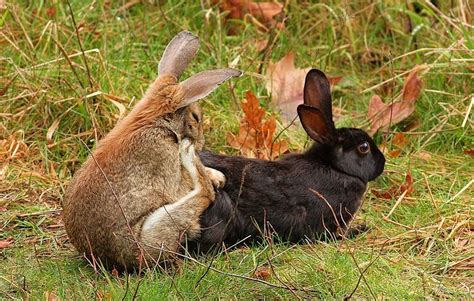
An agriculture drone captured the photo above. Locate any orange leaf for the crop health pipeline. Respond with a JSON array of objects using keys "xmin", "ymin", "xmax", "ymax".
[
  {"xmin": 227, "ymin": 91, "xmax": 289, "ymax": 160},
  {"xmin": 241, "ymin": 91, "xmax": 265, "ymax": 129},
  {"xmin": 266, "ymin": 52, "xmax": 341, "ymax": 122},
  {"xmin": 388, "ymin": 133, "xmax": 409, "ymax": 157},
  {"xmin": 46, "ymin": 6, "xmax": 56, "ymax": 18},
  {"xmin": 254, "ymin": 266, "xmax": 272, "ymax": 280},
  {"xmin": 388, "ymin": 149, "xmax": 402, "ymax": 158},
  {"xmin": 464, "ymin": 149, "xmax": 474, "ymax": 157},
  {"xmin": 372, "ymin": 171, "xmax": 414, "ymax": 200},
  {"xmin": 392, "ymin": 133, "xmax": 408, "ymax": 148}
]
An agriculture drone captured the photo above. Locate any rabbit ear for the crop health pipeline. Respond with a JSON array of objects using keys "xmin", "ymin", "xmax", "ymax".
[
  {"xmin": 178, "ymin": 68, "xmax": 242, "ymax": 108},
  {"xmin": 303, "ymin": 69, "xmax": 335, "ymax": 128},
  {"xmin": 158, "ymin": 31, "xmax": 200, "ymax": 79},
  {"xmin": 297, "ymin": 104, "xmax": 335, "ymax": 144}
]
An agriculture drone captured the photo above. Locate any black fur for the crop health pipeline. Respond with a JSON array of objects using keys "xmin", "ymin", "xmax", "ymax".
[{"xmin": 190, "ymin": 69, "xmax": 385, "ymax": 253}]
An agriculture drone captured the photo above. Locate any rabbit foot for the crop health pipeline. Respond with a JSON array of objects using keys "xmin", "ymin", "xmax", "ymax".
[
  {"xmin": 181, "ymin": 139, "xmax": 199, "ymax": 187},
  {"xmin": 205, "ymin": 167, "xmax": 226, "ymax": 188}
]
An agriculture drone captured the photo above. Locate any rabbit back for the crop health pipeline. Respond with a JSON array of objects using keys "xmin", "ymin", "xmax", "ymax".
[
  {"xmin": 63, "ymin": 120, "xmax": 194, "ymax": 267},
  {"xmin": 195, "ymin": 150, "xmax": 367, "ymax": 251}
]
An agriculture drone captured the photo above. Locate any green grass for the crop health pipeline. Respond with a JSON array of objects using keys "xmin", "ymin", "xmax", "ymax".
[{"xmin": 1, "ymin": 0, "xmax": 473, "ymax": 299}]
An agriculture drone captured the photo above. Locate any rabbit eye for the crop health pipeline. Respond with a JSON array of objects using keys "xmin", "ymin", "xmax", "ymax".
[
  {"xmin": 191, "ymin": 112, "xmax": 200, "ymax": 122},
  {"xmin": 357, "ymin": 142, "xmax": 370, "ymax": 154}
]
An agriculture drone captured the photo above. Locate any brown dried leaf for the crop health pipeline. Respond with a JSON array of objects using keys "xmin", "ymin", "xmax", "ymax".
[
  {"xmin": 218, "ymin": 0, "xmax": 283, "ymax": 33},
  {"xmin": 266, "ymin": 52, "xmax": 341, "ymax": 122},
  {"xmin": 254, "ymin": 266, "xmax": 272, "ymax": 280},
  {"xmin": 388, "ymin": 133, "xmax": 409, "ymax": 158},
  {"xmin": 0, "ymin": 237, "xmax": 13, "ymax": 249},
  {"xmin": 368, "ymin": 66, "xmax": 424, "ymax": 135},
  {"xmin": 46, "ymin": 6, "xmax": 56, "ymax": 18},
  {"xmin": 227, "ymin": 91, "xmax": 289, "ymax": 160},
  {"xmin": 464, "ymin": 149, "xmax": 474, "ymax": 157},
  {"xmin": 372, "ymin": 171, "xmax": 414, "ymax": 200},
  {"xmin": 402, "ymin": 68, "xmax": 422, "ymax": 102}
]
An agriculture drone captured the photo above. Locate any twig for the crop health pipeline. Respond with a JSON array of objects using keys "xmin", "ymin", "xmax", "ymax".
[
  {"xmin": 448, "ymin": 179, "xmax": 473, "ymax": 202},
  {"xmin": 461, "ymin": 96, "xmax": 473, "ymax": 128},
  {"xmin": 344, "ymin": 246, "xmax": 383, "ymax": 300},
  {"xmin": 53, "ymin": 38, "xmax": 85, "ymax": 89},
  {"xmin": 384, "ymin": 189, "xmax": 408, "ymax": 219},
  {"xmin": 66, "ymin": 0, "xmax": 94, "ymax": 90},
  {"xmin": 141, "ymin": 241, "xmax": 318, "ymax": 293}
]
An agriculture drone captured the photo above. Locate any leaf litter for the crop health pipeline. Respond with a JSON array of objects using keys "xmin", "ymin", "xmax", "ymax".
[
  {"xmin": 227, "ymin": 91, "xmax": 289, "ymax": 160},
  {"xmin": 217, "ymin": 0, "xmax": 284, "ymax": 33}
]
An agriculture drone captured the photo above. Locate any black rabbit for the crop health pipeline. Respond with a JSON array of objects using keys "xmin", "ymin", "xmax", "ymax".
[{"xmin": 192, "ymin": 69, "xmax": 386, "ymax": 253}]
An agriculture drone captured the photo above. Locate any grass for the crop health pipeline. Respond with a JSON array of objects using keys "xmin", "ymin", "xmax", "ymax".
[{"xmin": 1, "ymin": 0, "xmax": 473, "ymax": 299}]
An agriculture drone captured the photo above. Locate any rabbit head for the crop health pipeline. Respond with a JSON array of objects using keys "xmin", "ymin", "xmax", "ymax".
[{"xmin": 297, "ymin": 69, "xmax": 385, "ymax": 183}]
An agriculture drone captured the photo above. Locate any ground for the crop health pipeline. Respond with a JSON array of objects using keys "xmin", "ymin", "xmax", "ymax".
[{"xmin": 1, "ymin": 1, "xmax": 473, "ymax": 299}]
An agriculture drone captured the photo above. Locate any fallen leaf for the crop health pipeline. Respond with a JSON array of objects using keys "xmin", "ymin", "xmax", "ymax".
[
  {"xmin": 372, "ymin": 171, "xmax": 414, "ymax": 200},
  {"xmin": 227, "ymin": 91, "xmax": 289, "ymax": 160},
  {"xmin": 388, "ymin": 133, "xmax": 409, "ymax": 158},
  {"xmin": 266, "ymin": 52, "xmax": 342, "ymax": 122},
  {"xmin": 0, "ymin": 237, "xmax": 13, "ymax": 249},
  {"xmin": 46, "ymin": 119, "xmax": 60, "ymax": 144},
  {"xmin": 44, "ymin": 291, "xmax": 59, "ymax": 301},
  {"xmin": 217, "ymin": 0, "xmax": 284, "ymax": 33},
  {"xmin": 46, "ymin": 6, "xmax": 56, "ymax": 18},
  {"xmin": 464, "ymin": 149, "xmax": 474, "ymax": 157},
  {"xmin": 253, "ymin": 266, "xmax": 271, "ymax": 280},
  {"xmin": 402, "ymin": 68, "xmax": 422, "ymax": 103},
  {"xmin": 368, "ymin": 65, "xmax": 425, "ymax": 136},
  {"xmin": 416, "ymin": 151, "xmax": 432, "ymax": 161}
]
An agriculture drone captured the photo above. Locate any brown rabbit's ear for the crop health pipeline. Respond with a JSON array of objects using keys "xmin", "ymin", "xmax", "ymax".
[
  {"xmin": 158, "ymin": 31, "xmax": 199, "ymax": 79},
  {"xmin": 297, "ymin": 104, "xmax": 335, "ymax": 144},
  {"xmin": 303, "ymin": 69, "xmax": 334, "ymax": 128},
  {"xmin": 178, "ymin": 68, "xmax": 242, "ymax": 108}
]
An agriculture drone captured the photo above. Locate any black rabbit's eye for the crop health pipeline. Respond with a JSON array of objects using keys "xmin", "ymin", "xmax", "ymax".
[{"xmin": 357, "ymin": 142, "xmax": 370, "ymax": 154}]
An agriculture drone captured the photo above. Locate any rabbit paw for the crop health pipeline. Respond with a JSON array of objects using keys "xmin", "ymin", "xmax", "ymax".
[
  {"xmin": 205, "ymin": 167, "xmax": 226, "ymax": 188},
  {"xmin": 181, "ymin": 138, "xmax": 199, "ymax": 186}
]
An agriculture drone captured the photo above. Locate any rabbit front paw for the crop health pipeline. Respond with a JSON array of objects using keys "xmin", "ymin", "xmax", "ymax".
[{"xmin": 205, "ymin": 167, "xmax": 226, "ymax": 189}]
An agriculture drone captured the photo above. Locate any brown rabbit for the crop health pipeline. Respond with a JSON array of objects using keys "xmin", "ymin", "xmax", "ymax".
[{"xmin": 62, "ymin": 32, "xmax": 241, "ymax": 271}]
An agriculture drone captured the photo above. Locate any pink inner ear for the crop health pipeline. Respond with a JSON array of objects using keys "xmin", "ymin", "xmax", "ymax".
[
  {"xmin": 297, "ymin": 105, "xmax": 331, "ymax": 143},
  {"xmin": 303, "ymin": 69, "xmax": 334, "ymax": 126}
]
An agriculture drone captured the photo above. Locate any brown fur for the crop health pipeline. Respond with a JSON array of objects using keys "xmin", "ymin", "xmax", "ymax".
[
  {"xmin": 63, "ymin": 75, "xmax": 217, "ymax": 270},
  {"xmin": 63, "ymin": 32, "xmax": 240, "ymax": 271}
]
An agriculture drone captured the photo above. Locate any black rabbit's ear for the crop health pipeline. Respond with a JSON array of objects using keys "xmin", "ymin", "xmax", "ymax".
[
  {"xmin": 303, "ymin": 69, "xmax": 334, "ymax": 128},
  {"xmin": 297, "ymin": 104, "xmax": 335, "ymax": 144}
]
